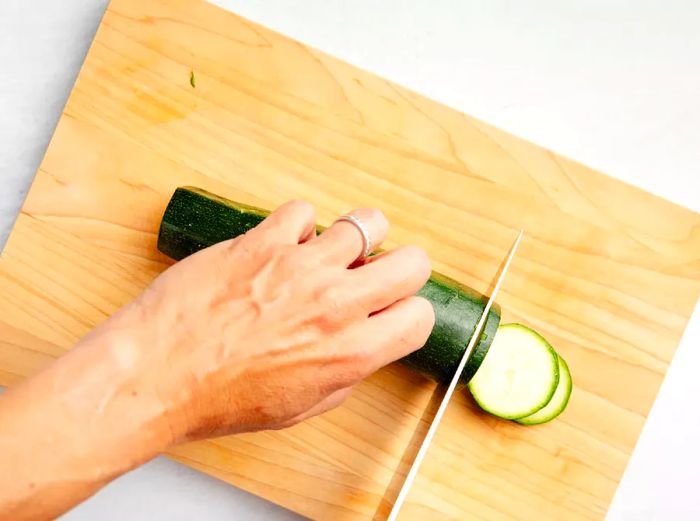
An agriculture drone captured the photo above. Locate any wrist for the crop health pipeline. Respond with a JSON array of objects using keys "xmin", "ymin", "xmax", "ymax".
[
  {"xmin": 17, "ymin": 318, "xmax": 174, "ymax": 474},
  {"xmin": 0, "ymin": 324, "xmax": 171, "ymax": 519},
  {"xmin": 62, "ymin": 322, "xmax": 177, "ymax": 459}
]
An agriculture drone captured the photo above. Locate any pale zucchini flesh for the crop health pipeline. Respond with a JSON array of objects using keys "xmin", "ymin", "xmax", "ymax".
[
  {"xmin": 468, "ymin": 324, "xmax": 559, "ymax": 420},
  {"xmin": 516, "ymin": 355, "xmax": 572, "ymax": 425}
]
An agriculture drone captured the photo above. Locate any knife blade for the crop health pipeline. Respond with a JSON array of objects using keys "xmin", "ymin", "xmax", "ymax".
[{"xmin": 386, "ymin": 229, "xmax": 524, "ymax": 521}]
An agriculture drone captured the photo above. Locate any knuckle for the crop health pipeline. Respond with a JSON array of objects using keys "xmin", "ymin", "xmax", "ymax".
[
  {"xmin": 286, "ymin": 199, "xmax": 315, "ymax": 219},
  {"xmin": 217, "ymin": 235, "xmax": 244, "ymax": 255},
  {"xmin": 315, "ymin": 284, "xmax": 341, "ymax": 307},
  {"xmin": 365, "ymin": 207, "xmax": 388, "ymax": 231},
  {"xmin": 364, "ymin": 206, "xmax": 382, "ymax": 220},
  {"xmin": 237, "ymin": 232, "xmax": 268, "ymax": 258},
  {"xmin": 400, "ymin": 245, "xmax": 432, "ymax": 275},
  {"xmin": 274, "ymin": 246, "xmax": 305, "ymax": 273},
  {"xmin": 313, "ymin": 285, "xmax": 348, "ymax": 326}
]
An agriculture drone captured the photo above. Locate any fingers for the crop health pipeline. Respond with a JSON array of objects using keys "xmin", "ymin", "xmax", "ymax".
[
  {"xmin": 305, "ymin": 208, "xmax": 388, "ymax": 267},
  {"xmin": 340, "ymin": 296, "xmax": 435, "ymax": 379},
  {"xmin": 249, "ymin": 200, "xmax": 316, "ymax": 245},
  {"xmin": 349, "ymin": 245, "xmax": 432, "ymax": 313}
]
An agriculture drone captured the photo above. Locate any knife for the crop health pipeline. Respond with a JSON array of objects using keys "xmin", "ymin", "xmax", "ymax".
[{"xmin": 386, "ymin": 229, "xmax": 524, "ymax": 521}]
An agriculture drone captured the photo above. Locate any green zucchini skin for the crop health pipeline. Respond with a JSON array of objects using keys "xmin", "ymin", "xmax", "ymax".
[
  {"xmin": 157, "ymin": 186, "xmax": 501, "ymax": 385},
  {"xmin": 405, "ymin": 275, "xmax": 501, "ymax": 385},
  {"xmin": 157, "ymin": 187, "xmax": 274, "ymax": 260},
  {"xmin": 515, "ymin": 354, "xmax": 572, "ymax": 425}
]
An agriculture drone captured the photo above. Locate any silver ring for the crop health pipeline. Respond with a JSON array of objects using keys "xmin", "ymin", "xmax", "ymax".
[{"xmin": 334, "ymin": 214, "xmax": 372, "ymax": 261}]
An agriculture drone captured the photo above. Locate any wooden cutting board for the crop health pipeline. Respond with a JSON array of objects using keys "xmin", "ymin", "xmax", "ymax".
[{"xmin": 1, "ymin": 0, "xmax": 698, "ymax": 518}]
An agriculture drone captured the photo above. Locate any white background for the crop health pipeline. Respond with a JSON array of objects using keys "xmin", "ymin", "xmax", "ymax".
[{"xmin": 1, "ymin": 0, "xmax": 699, "ymax": 519}]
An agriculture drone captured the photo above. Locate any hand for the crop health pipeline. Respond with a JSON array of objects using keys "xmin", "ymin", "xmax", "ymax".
[
  {"xmin": 0, "ymin": 200, "xmax": 435, "ymax": 520},
  {"xmin": 96, "ymin": 200, "xmax": 435, "ymax": 442}
]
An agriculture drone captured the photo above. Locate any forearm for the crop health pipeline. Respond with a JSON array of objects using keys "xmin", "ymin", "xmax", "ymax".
[
  {"xmin": 0, "ymin": 323, "xmax": 173, "ymax": 520},
  {"xmin": 0, "ymin": 199, "xmax": 434, "ymax": 519}
]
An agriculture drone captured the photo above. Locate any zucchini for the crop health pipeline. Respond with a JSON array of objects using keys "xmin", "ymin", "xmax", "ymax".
[
  {"xmin": 468, "ymin": 324, "xmax": 559, "ymax": 420},
  {"xmin": 516, "ymin": 355, "xmax": 572, "ymax": 425},
  {"xmin": 404, "ymin": 274, "xmax": 500, "ymax": 384},
  {"xmin": 157, "ymin": 186, "xmax": 500, "ymax": 385},
  {"xmin": 157, "ymin": 187, "xmax": 271, "ymax": 260}
]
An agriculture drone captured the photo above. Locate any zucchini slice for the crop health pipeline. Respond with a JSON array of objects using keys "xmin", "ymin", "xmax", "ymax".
[
  {"xmin": 516, "ymin": 355, "xmax": 572, "ymax": 425},
  {"xmin": 468, "ymin": 324, "xmax": 559, "ymax": 420}
]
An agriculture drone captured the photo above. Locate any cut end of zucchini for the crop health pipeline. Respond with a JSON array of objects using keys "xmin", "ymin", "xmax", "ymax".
[
  {"xmin": 468, "ymin": 323, "xmax": 560, "ymax": 420},
  {"xmin": 516, "ymin": 355, "xmax": 572, "ymax": 425}
]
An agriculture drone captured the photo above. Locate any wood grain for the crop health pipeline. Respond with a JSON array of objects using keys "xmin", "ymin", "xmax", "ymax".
[{"xmin": 1, "ymin": 0, "xmax": 699, "ymax": 518}]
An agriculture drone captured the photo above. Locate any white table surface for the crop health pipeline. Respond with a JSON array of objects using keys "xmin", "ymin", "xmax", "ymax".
[{"xmin": 1, "ymin": 1, "xmax": 698, "ymax": 519}]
